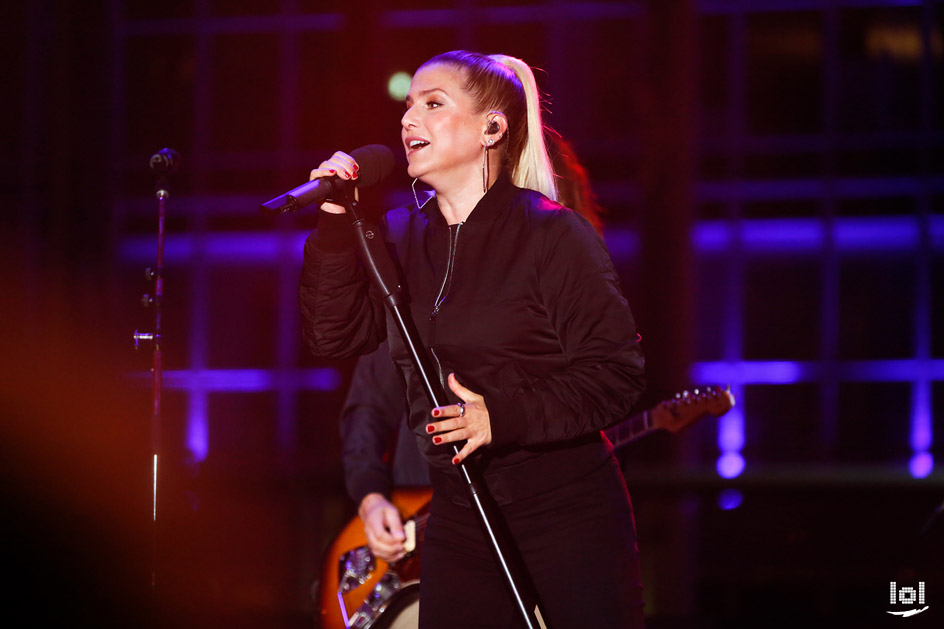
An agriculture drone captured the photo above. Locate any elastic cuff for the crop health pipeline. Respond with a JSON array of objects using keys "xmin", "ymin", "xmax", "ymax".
[
  {"xmin": 312, "ymin": 209, "xmax": 357, "ymax": 252},
  {"xmin": 348, "ymin": 473, "xmax": 392, "ymax": 507}
]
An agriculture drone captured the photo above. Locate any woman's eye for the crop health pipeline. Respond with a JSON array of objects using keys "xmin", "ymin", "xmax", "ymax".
[{"xmin": 427, "ymin": 101, "xmax": 442, "ymax": 109}]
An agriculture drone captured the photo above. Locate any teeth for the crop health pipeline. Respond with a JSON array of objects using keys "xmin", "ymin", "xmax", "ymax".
[{"xmin": 409, "ymin": 140, "xmax": 428, "ymax": 148}]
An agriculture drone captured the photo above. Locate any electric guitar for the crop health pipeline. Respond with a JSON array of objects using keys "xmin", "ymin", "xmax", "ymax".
[{"xmin": 319, "ymin": 385, "xmax": 735, "ymax": 629}]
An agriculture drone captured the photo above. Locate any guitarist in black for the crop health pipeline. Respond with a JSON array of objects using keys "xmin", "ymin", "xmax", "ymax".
[{"xmin": 340, "ymin": 337, "xmax": 427, "ymax": 565}]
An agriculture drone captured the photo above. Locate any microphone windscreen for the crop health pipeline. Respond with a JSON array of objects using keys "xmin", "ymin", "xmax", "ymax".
[{"xmin": 350, "ymin": 144, "xmax": 396, "ymax": 188}]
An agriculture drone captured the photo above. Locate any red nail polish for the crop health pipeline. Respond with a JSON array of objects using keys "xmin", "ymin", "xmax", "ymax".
[
  {"xmin": 426, "ymin": 424, "xmax": 435, "ymax": 433},
  {"xmin": 329, "ymin": 169, "xmax": 336, "ymax": 174},
  {"xmin": 432, "ymin": 410, "xmax": 440, "ymax": 417},
  {"xmin": 452, "ymin": 457, "xmax": 460, "ymax": 465},
  {"xmin": 433, "ymin": 436, "xmax": 442, "ymax": 444}
]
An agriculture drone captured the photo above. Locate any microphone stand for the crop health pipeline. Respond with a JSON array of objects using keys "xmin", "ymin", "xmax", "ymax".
[
  {"xmin": 133, "ymin": 148, "xmax": 179, "ymax": 616},
  {"xmin": 339, "ymin": 184, "xmax": 549, "ymax": 629}
]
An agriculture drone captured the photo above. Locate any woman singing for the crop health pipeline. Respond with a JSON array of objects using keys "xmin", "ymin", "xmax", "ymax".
[{"xmin": 300, "ymin": 51, "xmax": 646, "ymax": 628}]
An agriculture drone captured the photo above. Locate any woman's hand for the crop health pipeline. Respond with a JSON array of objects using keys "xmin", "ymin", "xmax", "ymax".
[
  {"xmin": 310, "ymin": 150, "xmax": 360, "ymax": 214},
  {"xmin": 427, "ymin": 373, "xmax": 492, "ymax": 465},
  {"xmin": 358, "ymin": 492, "xmax": 407, "ymax": 563}
]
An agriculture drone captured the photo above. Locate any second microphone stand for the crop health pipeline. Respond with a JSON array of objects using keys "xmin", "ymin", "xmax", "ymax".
[
  {"xmin": 339, "ymin": 184, "xmax": 549, "ymax": 629},
  {"xmin": 134, "ymin": 147, "xmax": 179, "ymax": 622}
]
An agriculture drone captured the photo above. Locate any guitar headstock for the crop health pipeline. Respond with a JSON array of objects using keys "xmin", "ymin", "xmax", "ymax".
[{"xmin": 650, "ymin": 385, "xmax": 735, "ymax": 434}]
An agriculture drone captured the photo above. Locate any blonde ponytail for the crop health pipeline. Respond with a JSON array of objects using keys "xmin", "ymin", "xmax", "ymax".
[
  {"xmin": 489, "ymin": 55, "xmax": 559, "ymax": 202},
  {"xmin": 420, "ymin": 50, "xmax": 559, "ymax": 201}
]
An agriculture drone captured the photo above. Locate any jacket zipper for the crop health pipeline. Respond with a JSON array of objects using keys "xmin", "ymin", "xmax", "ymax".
[
  {"xmin": 429, "ymin": 222, "xmax": 462, "ymax": 391},
  {"xmin": 430, "ymin": 347, "xmax": 446, "ymax": 393},
  {"xmin": 430, "ymin": 222, "xmax": 462, "ymax": 320}
]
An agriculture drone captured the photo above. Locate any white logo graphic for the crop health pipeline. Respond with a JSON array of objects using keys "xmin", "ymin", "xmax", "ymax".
[{"xmin": 888, "ymin": 581, "xmax": 929, "ymax": 617}]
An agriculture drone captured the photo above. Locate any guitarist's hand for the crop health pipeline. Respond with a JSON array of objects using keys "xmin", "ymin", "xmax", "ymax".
[
  {"xmin": 428, "ymin": 373, "xmax": 492, "ymax": 466},
  {"xmin": 358, "ymin": 493, "xmax": 407, "ymax": 563}
]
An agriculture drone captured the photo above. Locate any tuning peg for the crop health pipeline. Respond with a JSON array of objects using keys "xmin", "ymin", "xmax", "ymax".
[
  {"xmin": 145, "ymin": 267, "xmax": 156, "ymax": 280},
  {"xmin": 141, "ymin": 293, "xmax": 153, "ymax": 307}
]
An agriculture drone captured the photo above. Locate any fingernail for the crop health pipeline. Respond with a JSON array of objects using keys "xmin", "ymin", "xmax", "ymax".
[
  {"xmin": 426, "ymin": 424, "xmax": 435, "ymax": 433},
  {"xmin": 452, "ymin": 457, "xmax": 460, "ymax": 465},
  {"xmin": 431, "ymin": 410, "xmax": 440, "ymax": 418},
  {"xmin": 329, "ymin": 169, "xmax": 336, "ymax": 174},
  {"xmin": 433, "ymin": 436, "xmax": 442, "ymax": 444}
]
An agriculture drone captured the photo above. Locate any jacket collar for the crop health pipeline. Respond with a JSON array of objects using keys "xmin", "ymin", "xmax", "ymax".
[{"xmin": 421, "ymin": 171, "xmax": 519, "ymax": 227}]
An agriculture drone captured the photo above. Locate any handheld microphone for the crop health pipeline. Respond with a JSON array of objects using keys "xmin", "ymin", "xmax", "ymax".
[{"xmin": 260, "ymin": 144, "xmax": 396, "ymax": 215}]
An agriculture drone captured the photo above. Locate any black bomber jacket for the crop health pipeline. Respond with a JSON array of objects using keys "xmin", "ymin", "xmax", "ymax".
[{"xmin": 299, "ymin": 173, "xmax": 645, "ymax": 505}]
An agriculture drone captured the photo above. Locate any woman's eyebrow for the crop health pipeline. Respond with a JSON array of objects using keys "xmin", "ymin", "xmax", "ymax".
[{"xmin": 406, "ymin": 87, "xmax": 448, "ymax": 106}]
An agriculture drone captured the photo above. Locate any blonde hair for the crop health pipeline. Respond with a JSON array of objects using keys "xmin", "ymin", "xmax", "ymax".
[{"xmin": 419, "ymin": 51, "xmax": 559, "ymax": 201}]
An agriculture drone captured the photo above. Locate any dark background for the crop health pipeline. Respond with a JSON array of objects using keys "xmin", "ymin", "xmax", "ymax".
[{"xmin": 1, "ymin": 1, "xmax": 942, "ymax": 627}]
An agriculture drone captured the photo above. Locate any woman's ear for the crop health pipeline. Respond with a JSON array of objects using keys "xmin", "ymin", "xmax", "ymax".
[{"xmin": 483, "ymin": 111, "xmax": 508, "ymax": 144}]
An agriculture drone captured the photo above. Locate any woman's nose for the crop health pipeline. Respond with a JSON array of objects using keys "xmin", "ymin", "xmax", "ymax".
[{"xmin": 401, "ymin": 106, "xmax": 417, "ymax": 129}]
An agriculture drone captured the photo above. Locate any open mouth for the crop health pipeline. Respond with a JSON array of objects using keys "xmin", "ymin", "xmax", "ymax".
[{"xmin": 407, "ymin": 139, "xmax": 429, "ymax": 152}]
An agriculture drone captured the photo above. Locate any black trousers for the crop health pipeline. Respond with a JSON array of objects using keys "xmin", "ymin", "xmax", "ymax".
[{"xmin": 419, "ymin": 456, "xmax": 645, "ymax": 628}]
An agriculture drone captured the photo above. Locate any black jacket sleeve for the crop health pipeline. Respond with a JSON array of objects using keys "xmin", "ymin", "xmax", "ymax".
[
  {"xmin": 339, "ymin": 340, "xmax": 407, "ymax": 505},
  {"xmin": 298, "ymin": 210, "xmax": 386, "ymax": 359},
  {"xmin": 486, "ymin": 210, "xmax": 645, "ymax": 447}
]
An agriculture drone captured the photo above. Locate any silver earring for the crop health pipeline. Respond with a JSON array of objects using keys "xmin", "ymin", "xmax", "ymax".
[
  {"xmin": 412, "ymin": 178, "xmax": 432, "ymax": 209},
  {"xmin": 482, "ymin": 144, "xmax": 490, "ymax": 193},
  {"xmin": 412, "ymin": 177, "xmax": 422, "ymax": 208}
]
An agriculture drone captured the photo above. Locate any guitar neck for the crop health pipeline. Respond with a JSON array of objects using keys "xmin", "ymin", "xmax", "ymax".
[
  {"xmin": 603, "ymin": 410, "xmax": 652, "ymax": 450},
  {"xmin": 603, "ymin": 385, "xmax": 734, "ymax": 451}
]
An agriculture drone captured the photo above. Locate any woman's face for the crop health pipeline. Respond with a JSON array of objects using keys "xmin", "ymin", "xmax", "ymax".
[{"xmin": 401, "ymin": 63, "xmax": 486, "ymax": 190}]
